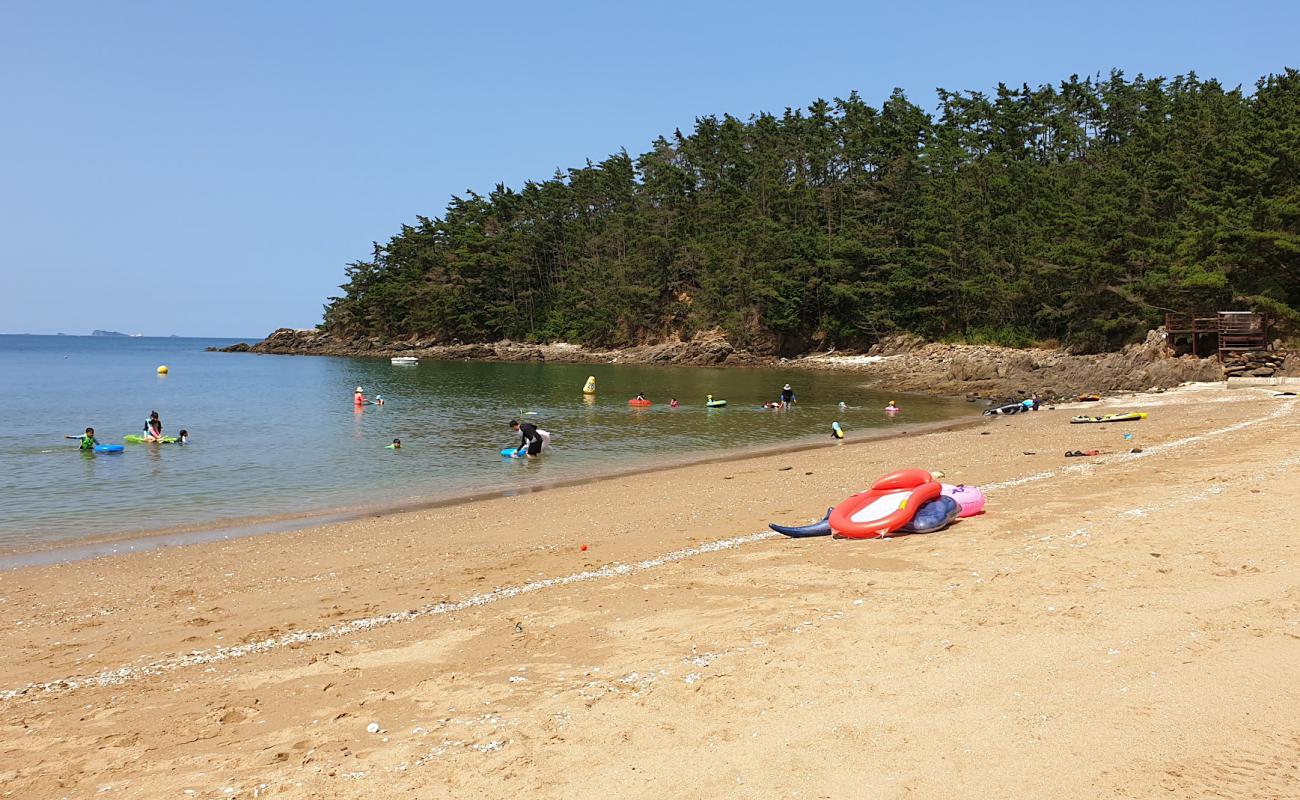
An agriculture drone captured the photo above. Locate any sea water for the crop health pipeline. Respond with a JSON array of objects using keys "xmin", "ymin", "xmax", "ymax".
[{"xmin": 0, "ymin": 335, "xmax": 977, "ymax": 551}]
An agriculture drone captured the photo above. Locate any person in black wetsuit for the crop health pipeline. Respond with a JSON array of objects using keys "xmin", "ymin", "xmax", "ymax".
[{"xmin": 508, "ymin": 419, "xmax": 549, "ymax": 458}]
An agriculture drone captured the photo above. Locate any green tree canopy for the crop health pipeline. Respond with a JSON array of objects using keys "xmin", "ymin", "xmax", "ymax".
[{"xmin": 322, "ymin": 69, "xmax": 1300, "ymax": 353}]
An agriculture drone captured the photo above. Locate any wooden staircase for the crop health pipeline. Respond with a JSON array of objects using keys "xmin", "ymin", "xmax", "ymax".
[
  {"xmin": 1165, "ymin": 311, "xmax": 1271, "ymax": 361},
  {"xmin": 1216, "ymin": 312, "xmax": 1270, "ymax": 360}
]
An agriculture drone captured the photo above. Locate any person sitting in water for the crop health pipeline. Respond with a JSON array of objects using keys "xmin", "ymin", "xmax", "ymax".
[
  {"xmin": 144, "ymin": 417, "xmax": 165, "ymax": 441},
  {"xmin": 65, "ymin": 427, "xmax": 98, "ymax": 450},
  {"xmin": 143, "ymin": 410, "xmax": 161, "ymax": 438},
  {"xmin": 885, "ymin": 400, "xmax": 900, "ymax": 413},
  {"xmin": 670, "ymin": 398, "xmax": 680, "ymax": 408},
  {"xmin": 509, "ymin": 419, "xmax": 550, "ymax": 458},
  {"xmin": 780, "ymin": 384, "xmax": 796, "ymax": 408},
  {"xmin": 388, "ymin": 438, "xmax": 401, "ymax": 449},
  {"xmin": 177, "ymin": 429, "xmax": 189, "ymax": 446}
]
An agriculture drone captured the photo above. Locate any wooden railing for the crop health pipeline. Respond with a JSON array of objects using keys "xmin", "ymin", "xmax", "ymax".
[
  {"xmin": 1164, "ymin": 311, "xmax": 1271, "ymax": 360},
  {"xmin": 1217, "ymin": 311, "xmax": 1269, "ymax": 355}
]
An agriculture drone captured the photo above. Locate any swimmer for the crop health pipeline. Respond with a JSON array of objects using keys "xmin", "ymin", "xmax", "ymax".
[
  {"xmin": 839, "ymin": 401, "xmax": 847, "ymax": 410},
  {"xmin": 65, "ymin": 427, "xmax": 98, "ymax": 450},
  {"xmin": 354, "ymin": 386, "xmax": 368, "ymax": 405},
  {"xmin": 177, "ymin": 429, "xmax": 189, "ymax": 446},
  {"xmin": 670, "ymin": 398, "xmax": 680, "ymax": 408},
  {"xmin": 885, "ymin": 400, "xmax": 900, "ymax": 413},
  {"xmin": 387, "ymin": 438, "xmax": 401, "ymax": 449}
]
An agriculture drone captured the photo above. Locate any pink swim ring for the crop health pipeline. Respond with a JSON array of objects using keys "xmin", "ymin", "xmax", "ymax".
[{"xmin": 941, "ymin": 484, "xmax": 985, "ymax": 517}]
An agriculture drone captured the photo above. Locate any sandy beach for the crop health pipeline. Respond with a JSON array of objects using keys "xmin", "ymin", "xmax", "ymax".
[{"xmin": 3, "ymin": 382, "xmax": 1299, "ymax": 799}]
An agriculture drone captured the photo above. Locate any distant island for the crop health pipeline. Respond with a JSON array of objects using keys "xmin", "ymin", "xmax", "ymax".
[{"xmin": 91, "ymin": 330, "xmax": 130, "ymax": 337}]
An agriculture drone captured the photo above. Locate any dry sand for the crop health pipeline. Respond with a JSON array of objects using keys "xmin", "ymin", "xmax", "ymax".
[{"xmin": 2, "ymin": 383, "xmax": 1299, "ymax": 799}]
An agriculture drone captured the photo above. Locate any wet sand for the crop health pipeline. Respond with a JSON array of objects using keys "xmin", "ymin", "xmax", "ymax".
[{"xmin": 2, "ymin": 383, "xmax": 1298, "ymax": 799}]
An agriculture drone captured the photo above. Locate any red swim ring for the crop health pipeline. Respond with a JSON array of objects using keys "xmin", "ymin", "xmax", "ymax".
[
  {"xmin": 829, "ymin": 469, "xmax": 942, "ymax": 539},
  {"xmin": 628, "ymin": 399, "xmax": 653, "ymax": 407}
]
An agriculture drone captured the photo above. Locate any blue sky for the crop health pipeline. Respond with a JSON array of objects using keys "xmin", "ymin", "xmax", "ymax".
[{"xmin": 2, "ymin": 0, "xmax": 1295, "ymax": 337}]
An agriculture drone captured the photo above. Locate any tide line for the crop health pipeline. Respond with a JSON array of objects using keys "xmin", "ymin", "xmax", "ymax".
[{"xmin": 0, "ymin": 531, "xmax": 779, "ymax": 702}]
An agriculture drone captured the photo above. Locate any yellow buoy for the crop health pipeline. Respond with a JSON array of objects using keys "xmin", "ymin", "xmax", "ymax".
[
  {"xmin": 582, "ymin": 376, "xmax": 596, "ymax": 394},
  {"xmin": 157, "ymin": 365, "xmax": 169, "ymax": 374}
]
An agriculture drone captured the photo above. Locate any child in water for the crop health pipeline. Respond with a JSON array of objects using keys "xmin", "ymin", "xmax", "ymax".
[
  {"xmin": 177, "ymin": 429, "xmax": 189, "ymax": 446},
  {"xmin": 885, "ymin": 400, "xmax": 900, "ymax": 413},
  {"xmin": 65, "ymin": 427, "xmax": 97, "ymax": 450},
  {"xmin": 387, "ymin": 438, "xmax": 401, "ymax": 449},
  {"xmin": 635, "ymin": 392, "xmax": 647, "ymax": 401},
  {"xmin": 669, "ymin": 398, "xmax": 679, "ymax": 408}
]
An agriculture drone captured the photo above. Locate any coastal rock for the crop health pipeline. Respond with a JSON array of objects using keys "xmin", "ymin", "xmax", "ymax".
[
  {"xmin": 870, "ymin": 333, "xmax": 927, "ymax": 356},
  {"xmin": 1223, "ymin": 350, "xmax": 1286, "ymax": 378},
  {"xmin": 223, "ymin": 323, "xmax": 1239, "ymax": 400},
  {"xmin": 798, "ymin": 328, "xmax": 1225, "ymax": 397},
  {"xmin": 444, "ymin": 343, "xmax": 496, "ymax": 360},
  {"xmin": 945, "ymin": 354, "xmax": 997, "ymax": 382}
]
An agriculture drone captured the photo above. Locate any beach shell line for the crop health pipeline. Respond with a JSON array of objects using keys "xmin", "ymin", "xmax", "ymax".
[
  {"xmin": 2, "ymin": 392, "xmax": 1293, "ymax": 703},
  {"xmin": 0, "ymin": 531, "xmax": 780, "ymax": 702}
]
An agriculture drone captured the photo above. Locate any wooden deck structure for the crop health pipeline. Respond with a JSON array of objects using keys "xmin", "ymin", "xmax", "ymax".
[{"xmin": 1165, "ymin": 311, "xmax": 1271, "ymax": 361}]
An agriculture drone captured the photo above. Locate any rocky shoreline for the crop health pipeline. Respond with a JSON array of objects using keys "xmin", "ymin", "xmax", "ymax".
[
  {"xmin": 794, "ymin": 331, "xmax": 1239, "ymax": 400},
  {"xmin": 214, "ymin": 327, "xmax": 1296, "ymax": 400},
  {"xmin": 214, "ymin": 328, "xmax": 768, "ymax": 367}
]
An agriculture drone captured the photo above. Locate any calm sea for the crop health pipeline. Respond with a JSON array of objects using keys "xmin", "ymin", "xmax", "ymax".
[{"xmin": 0, "ymin": 335, "xmax": 977, "ymax": 552}]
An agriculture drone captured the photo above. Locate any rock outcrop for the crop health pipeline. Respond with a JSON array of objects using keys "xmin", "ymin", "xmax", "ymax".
[
  {"xmin": 798, "ymin": 329, "xmax": 1226, "ymax": 399},
  {"xmin": 1223, "ymin": 350, "xmax": 1286, "ymax": 377},
  {"xmin": 209, "ymin": 328, "xmax": 762, "ymax": 367},
  {"xmin": 214, "ymin": 326, "xmax": 1250, "ymax": 399}
]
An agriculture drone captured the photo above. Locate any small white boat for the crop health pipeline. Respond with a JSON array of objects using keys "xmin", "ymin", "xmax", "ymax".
[{"xmin": 390, "ymin": 356, "xmax": 419, "ymax": 365}]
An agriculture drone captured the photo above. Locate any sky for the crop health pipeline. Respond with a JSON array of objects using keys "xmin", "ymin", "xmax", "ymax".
[{"xmin": 1, "ymin": 1, "xmax": 1296, "ymax": 337}]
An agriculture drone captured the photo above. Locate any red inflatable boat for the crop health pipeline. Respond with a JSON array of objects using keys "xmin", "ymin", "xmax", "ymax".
[
  {"xmin": 628, "ymin": 398, "xmax": 653, "ymax": 407},
  {"xmin": 828, "ymin": 469, "xmax": 943, "ymax": 539}
]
